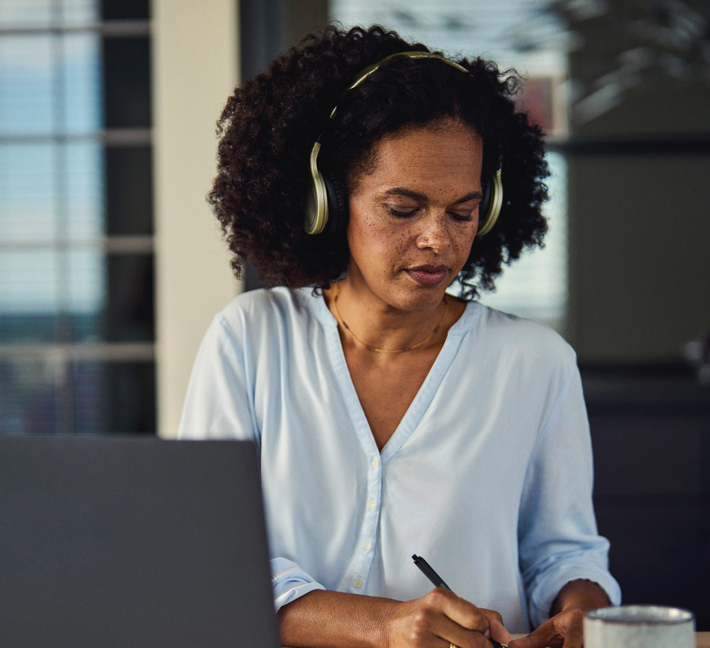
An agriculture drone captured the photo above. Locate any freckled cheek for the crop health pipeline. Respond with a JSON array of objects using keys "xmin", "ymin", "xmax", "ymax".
[
  {"xmin": 453, "ymin": 230, "xmax": 477, "ymax": 267},
  {"xmin": 380, "ymin": 226, "xmax": 414, "ymax": 269},
  {"xmin": 348, "ymin": 200, "xmax": 417, "ymax": 272},
  {"xmin": 358, "ymin": 218, "xmax": 412, "ymax": 260}
]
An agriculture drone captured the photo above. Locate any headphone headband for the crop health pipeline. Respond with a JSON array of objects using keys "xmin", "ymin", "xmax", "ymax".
[
  {"xmin": 305, "ymin": 51, "xmax": 503, "ymax": 236},
  {"xmin": 335, "ymin": 52, "xmax": 469, "ymax": 114}
]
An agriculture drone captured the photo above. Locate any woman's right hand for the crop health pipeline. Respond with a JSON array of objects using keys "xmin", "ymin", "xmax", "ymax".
[{"xmin": 385, "ymin": 588, "xmax": 512, "ymax": 648}]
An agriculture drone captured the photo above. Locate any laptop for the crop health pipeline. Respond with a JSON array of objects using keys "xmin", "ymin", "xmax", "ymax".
[{"xmin": 0, "ymin": 435, "xmax": 281, "ymax": 648}]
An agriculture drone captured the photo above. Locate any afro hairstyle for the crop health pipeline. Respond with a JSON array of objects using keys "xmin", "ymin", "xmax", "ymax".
[{"xmin": 209, "ymin": 24, "xmax": 549, "ymax": 298}]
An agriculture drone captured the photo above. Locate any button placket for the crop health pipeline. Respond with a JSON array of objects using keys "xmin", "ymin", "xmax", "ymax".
[{"xmin": 349, "ymin": 454, "xmax": 383, "ymax": 593}]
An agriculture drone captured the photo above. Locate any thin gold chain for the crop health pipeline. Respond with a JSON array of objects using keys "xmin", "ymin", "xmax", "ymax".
[{"xmin": 332, "ymin": 283, "xmax": 449, "ymax": 354}]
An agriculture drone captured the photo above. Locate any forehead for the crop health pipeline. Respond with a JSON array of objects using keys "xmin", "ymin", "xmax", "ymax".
[{"xmin": 355, "ymin": 123, "xmax": 483, "ymax": 195}]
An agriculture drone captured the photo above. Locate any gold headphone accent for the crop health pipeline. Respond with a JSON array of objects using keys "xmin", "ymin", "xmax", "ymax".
[
  {"xmin": 477, "ymin": 169, "xmax": 503, "ymax": 236},
  {"xmin": 337, "ymin": 52, "xmax": 469, "ymax": 109},
  {"xmin": 305, "ymin": 142, "xmax": 328, "ymax": 236},
  {"xmin": 304, "ymin": 51, "xmax": 503, "ymax": 236}
]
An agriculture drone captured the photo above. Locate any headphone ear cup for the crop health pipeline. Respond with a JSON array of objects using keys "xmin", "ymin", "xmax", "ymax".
[
  {"xmin": 477, "ymin": 170, "xmax": 503, "ymax": 236},
  {"xmin": 323, "ymin": 171, "xmax": 349, "ymax": 233}
]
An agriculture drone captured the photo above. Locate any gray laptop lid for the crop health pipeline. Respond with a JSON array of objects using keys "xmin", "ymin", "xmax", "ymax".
[{"xmin": 0, "ymin": 435, "xmax": 280, "ymax": 648}]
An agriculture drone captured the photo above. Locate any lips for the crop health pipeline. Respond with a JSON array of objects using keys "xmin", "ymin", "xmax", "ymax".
[{"xmin": 405, "ymin": 264, "xmax": 449, "ymax": 287}]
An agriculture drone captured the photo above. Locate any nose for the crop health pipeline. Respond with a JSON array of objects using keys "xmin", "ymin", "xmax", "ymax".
[{"xmin": 416, "ymin": 210, "xmax": 452, "ymax": 253}]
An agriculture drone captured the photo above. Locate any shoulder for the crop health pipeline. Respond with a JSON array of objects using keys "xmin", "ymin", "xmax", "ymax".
[
  {"xmin": 220, "ymin": 285, "xmax": 309, "ymax": 317},
  {"xmin": 467, "ymin": 302, "xmax": 577, "ymax": 372},
  {"xmin": 476, "ymin": 304, "xmax": 573, "ymax": 353},
  {"xmin": 212, "ymin": 286, "xmax": 322, "ymax": 342}
]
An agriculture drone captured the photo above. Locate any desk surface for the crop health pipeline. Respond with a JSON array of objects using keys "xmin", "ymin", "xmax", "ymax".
[
  {"xmin": 508, "ymin": 632, "xmax": 710, "ymax": 647},
  {"xmin": 283, "ymin": 633, "xmax": 710, "ymax": 648}
]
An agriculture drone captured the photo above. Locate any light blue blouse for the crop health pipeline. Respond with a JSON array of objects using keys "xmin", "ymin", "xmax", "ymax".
[{"xmin": 179, "ymin": 287, "xmax": 621, "ymax": 632}]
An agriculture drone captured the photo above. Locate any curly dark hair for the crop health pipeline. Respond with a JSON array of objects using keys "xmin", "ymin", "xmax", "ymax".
[{"xmin": 209, "ymin": 24, "xmax": 549, "ymax": 298}]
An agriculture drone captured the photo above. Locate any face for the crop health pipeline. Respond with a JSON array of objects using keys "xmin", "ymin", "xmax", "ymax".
[{"xmin": 345, "ymin": 121, "xmax": 483, "ymax": 312}]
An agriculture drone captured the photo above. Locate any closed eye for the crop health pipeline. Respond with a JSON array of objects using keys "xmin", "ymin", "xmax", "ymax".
[
  {"xmin": 388, "ymin": 207, "xmax": 419, "ymax": 218},
  {"xmin": 388, "ymin": 207, "xmax": 475, "ymax": 221},
  {"xmin": 449, "ymin": 210, "xmax": 475, "ymax": 222}
]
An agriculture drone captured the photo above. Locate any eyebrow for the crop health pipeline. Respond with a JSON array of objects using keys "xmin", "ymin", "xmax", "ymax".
[{"xmin": 383, "ymin": 188, "xmax": 483, "ymax": 203}]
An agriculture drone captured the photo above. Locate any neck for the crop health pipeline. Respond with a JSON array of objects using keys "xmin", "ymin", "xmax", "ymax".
[{"xmin": 327, "ymin": 278, "xmax": 449, "ymax": 354}]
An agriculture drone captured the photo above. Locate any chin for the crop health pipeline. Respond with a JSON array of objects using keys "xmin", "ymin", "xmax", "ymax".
[{"xmin": 394, "ymin": 286, "xmax": 448, "ymax": 312}]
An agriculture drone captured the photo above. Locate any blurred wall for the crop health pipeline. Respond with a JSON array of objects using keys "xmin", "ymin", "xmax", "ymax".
[
  {"xmin": 565, "ymin": 10, "xmax": 710, "ymax": 363},
  {"xmin": 283, "ymin": 0, "xmax": 329, "ymax": 51},
  {"xmin": 153, "ymin": 0, "xmax": 241, "ymax": 438}
]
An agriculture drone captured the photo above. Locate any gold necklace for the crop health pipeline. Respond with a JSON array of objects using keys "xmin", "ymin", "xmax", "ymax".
[{"xmin": 332, "ymin": 284, "xmax": 449, "ymax": 354}]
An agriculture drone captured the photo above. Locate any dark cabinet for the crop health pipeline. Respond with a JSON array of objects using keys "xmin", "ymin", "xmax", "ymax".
[{"xmin": 583, "ymin": 367, "xmax": 710, "ymax": 629}]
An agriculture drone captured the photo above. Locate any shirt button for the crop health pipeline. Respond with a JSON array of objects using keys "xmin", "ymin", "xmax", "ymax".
[
  {"xmin": 362, "ymin": 539, "xmax": 372, "ymax": 551},
  {"xmin": 353, "ymin": 578, "xmax": 363, "ymax": 588},
  {"xmin": 370, "ymin": 458, "xmax": 379, "ymax": 469},
  {"xmin": 367, "ymin": 500, "xmax": 376, "ymax": 510}
]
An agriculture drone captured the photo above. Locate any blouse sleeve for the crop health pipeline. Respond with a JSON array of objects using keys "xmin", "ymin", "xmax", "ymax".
[
  {"xmin": 517, "ymin": 361, "xmax": 622, "ymax": 628},
  {"xmin": 178, "ymin": 314, "xmax": 259, "ymax": 443},
  {"xmin": 178, "ymin": 311, "xmax": 326, "ymax": 609}
]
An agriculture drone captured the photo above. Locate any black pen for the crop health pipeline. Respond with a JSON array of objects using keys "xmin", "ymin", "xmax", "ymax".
[
  {"xmin": 412, "ymin": 554, "xmax": 451, "ymax": 590},
  {"xmin": 412, "ymin": 554, "xmax": 507, "ymax": 648}
]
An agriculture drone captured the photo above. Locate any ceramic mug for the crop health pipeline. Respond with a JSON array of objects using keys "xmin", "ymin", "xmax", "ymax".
[{"xmin": 585, "ymin": 605, "xmax": 695, "ymax": 648}]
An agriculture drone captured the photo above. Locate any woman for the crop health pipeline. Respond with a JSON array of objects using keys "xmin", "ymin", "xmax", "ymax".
[{"xmin": 179, "ymin": 25, "xmax": 620, "ymax": 648}]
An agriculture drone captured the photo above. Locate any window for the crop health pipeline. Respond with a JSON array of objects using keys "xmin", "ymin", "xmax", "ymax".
[{"xmin": 0, "ymin": 0, "xmax": 154, "ymax": 434}]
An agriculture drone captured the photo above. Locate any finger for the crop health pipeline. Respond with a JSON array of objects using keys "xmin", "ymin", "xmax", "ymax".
[
  {"xmin": 481, "ymin": 609, "xmax": 512, "ymax": 644},
  {"xmin": 431, "ymin": 637, "xmax": 487, "ymax": 648},
  {"xmin": 435, "ymin": 624, "xmax": 493, "ymax": 648},
  {"xmin": 418, "ymin": 590, "xmax": 492, "ymax": 648},
  {"xmin": 424, "ymin": 608, "xmax": 490, "ymax": 648},
  {"xmin": 508, "ymin": 636, "xmax": 540, "ymax": 648},
  {"xmin": 508, "ymin": 623, "xmax": 556, "ymax": 648},
  {"xmin": 561, "ymin": 621, "xmax": 584, "ymax": 648},
  {"xmin": 413, "ymin": 607, "xmax": 488, "ymax": 648},
  {"xmin": 487, "ymin": 617, "xmax": 512, "ymax": 644},
  {"xmin": 425, "ymin": 588, "xmax": 489, "ymax": 634}
]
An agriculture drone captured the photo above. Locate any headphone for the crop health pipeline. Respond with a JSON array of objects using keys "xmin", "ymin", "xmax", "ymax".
[{"xmin": 304, "ymin": 51, "xmax": 504, "ymax": 236}]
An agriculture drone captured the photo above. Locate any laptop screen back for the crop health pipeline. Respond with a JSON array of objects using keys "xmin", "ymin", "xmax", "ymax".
[{"xmin": 0, "ymin": 435, "xmax": 280, "ymax": 648}]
